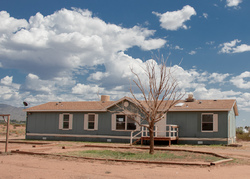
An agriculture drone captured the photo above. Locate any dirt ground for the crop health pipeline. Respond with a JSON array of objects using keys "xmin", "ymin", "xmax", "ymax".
[
  {"xmin": 0, "ymin": 154, "xmax": 249, "ymax": 179},
  {"xmin": 0, "ymin": 126, "xmax": 250, "ymax": 179}
]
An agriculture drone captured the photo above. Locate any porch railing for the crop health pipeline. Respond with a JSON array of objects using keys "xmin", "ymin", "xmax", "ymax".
[{"xmin": 130, "ymin": 124, "xmax": 179, "ymax": 145}]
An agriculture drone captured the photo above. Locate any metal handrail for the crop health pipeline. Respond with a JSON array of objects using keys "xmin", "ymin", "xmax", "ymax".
[
  {"xmin": 130, "ymin": 124, "xmax": 179, "ymax": 145},
  {"xmin": 130, "ymin": 129, "xmax": 142, "ymax": 145}
]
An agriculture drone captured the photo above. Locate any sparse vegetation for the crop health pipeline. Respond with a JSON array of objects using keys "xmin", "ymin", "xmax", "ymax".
[
  {"xmin": 60, "ymin": 149, "xmax": 221, "ymax": 162},
  {"xmin": 237, "ymin": 132, "xmax": 250, "ymax": 141},
  {"xmin": 236, "ymin": 127, "xmax": 250, "ymax": 141},
  {"xmin": 0, "ymin": 124, "xmax": 25, "ymax": 136},
  {"xmin": 0, "ymin": 120, "xmax": 26, "ymax": 125}
]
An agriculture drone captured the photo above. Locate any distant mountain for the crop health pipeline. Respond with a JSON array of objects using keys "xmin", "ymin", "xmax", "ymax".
[{"xmin": 0, "ymin": 104, "xmax": 26, "ymax": 121}]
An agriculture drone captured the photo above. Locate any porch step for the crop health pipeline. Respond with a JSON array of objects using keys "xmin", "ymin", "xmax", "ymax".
[
  {"xmin": 132, "ymin": 138, "xmax": 141, "ymax": 145},
  {"xmin": 140, "ymin": 137, "xmax": 179, "ymax": 146},
  {"xmin": 130, "ymin": 124, "xmax": 179, "ymax": 146}
]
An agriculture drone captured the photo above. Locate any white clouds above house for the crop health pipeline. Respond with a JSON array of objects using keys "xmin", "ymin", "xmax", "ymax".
[
  {"xmin": 152, "ymin": 5, "xmax": 196, "ymax": 31},
  {"xmin": 219, "ymin": 39, "xmax": 250, "ymax": 53},
  {"xmin": 202, "ymin": 13, "xmax": 208, "ymax": 19},
  {"xmin": 0, "ymin": 76, "xmax": 20, "ymax": 101},
  {"xmin": 0, "ymin": 1, "xmax": 250, "ymax": 128},
  {"xmin": 189, "ymin": 50, "xmax": 196, "ymax": 55},
  {"xmin": 231, "ymin": 71, "xmax": 250, "ymax": 89},
  {"xmin": 226, "ymin": 0, "xmax": 243, "ymax": 7},
  {"xmin": 0, "ymin": 76, "xmax": 13, "ymax": 85},
  {"xmin": 209, "ymin": 73, "xmax": 230, "ymax": 84},
  {"xmin": 0, "ymin": 9, "xmax": 166, "ymax": 81}
]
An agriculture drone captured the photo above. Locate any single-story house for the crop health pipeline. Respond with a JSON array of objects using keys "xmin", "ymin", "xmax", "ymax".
[{"xmin": 25, "ymin": 95, "xmax": 238, "ymax": 145}]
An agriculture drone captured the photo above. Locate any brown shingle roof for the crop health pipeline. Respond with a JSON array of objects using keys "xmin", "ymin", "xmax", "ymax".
[
  {"xmin": 170, "ymin": 99, "xmax": 237, "ymax": 113},
  {"xmin": 25, "ymin": 97, "xmax": 238, "ymax": 115},
  {"xmin": 25, "ymin": 101, "xmax": 115, "ymax": 112}
]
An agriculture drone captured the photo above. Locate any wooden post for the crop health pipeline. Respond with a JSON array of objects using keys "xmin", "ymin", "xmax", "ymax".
[
  {"xmin": 0, "ymin": 114, "xmax": 10, "ymax": 153},
  {"xmin": 130, "ymin": 131, "xmax": 133, "ymax": 145},
  {"xmin": 5, "ymin": 115, "xmax": 10, "ymax": 153},
  {"xmin": 169, "ymin": 126, "xmax": 171, "ymax": 138}
]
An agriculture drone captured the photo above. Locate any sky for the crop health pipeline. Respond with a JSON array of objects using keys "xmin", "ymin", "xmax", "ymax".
[{"xmin": 0, "ymin": 0, "xmax": 249, "ymax": 127}]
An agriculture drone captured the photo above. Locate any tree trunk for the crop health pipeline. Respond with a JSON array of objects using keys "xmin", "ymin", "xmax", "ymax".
[{"xmin": 149, "ymin": 125, "xmax": 154, "ymax": 154}]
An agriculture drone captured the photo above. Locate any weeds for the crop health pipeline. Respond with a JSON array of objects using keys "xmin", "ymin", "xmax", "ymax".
[
  {"xmin": 60, "ymin": 150, "xmax": 221, "ymax": 162},
  {"xmin": 237, "ymin": 133, "xmax": 250, "ymax": 141}
]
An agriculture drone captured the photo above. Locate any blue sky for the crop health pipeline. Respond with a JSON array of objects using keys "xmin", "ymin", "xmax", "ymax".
[{"xmin": 0, "ymin": 0, "xmax": 249, "ymax": 127}]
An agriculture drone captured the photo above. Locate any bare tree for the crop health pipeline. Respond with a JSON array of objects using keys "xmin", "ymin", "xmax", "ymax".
[{"xmin": 129, "ymin": 56, "xmax": 184, "ymax": 154}]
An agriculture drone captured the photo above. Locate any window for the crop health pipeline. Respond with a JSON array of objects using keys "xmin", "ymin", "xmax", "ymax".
[
  {"xmin": 84, "ymin": 113, "xmax": 98, "ymax": 130},
  {"xmin": 112, "ymin": 114, "xmax": 138, "ymax": 131},
  {"xmin": 63, "ymin": 114, "xmax": 70, "ymax": 129},
  {"xmin": 88, "ymin": 114, "xmax": 95, "ymax": 129},
  {"xmin": 201, "ymin": 113, "xmax": 218, "ymax": 132},
  {"xmin": 59, "ymin": 113, "xmax": 73, "ymax": 130},
  {"xmin": 116, "ymin": 115, "xmax": 126, "ymax": 130},
  {"xmin": 127, "ymin": 115, "xmax": 137, "ymax": 130}
]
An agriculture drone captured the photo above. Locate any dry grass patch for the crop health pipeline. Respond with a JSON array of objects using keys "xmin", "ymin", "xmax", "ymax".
[
  {"xmin": 60, "ymin": 149, "xmax": 222, "ymax": 163},
  {"xmin": 0, "ymin": 124, "xmax": 25, "ymax": 137}
]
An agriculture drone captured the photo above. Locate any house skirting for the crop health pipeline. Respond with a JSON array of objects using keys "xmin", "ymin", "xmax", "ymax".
[
  {"xmin": 178, "ymin": 137, "xmax": 231, "ymax": 145},
  {"xmin": 26, "ymin": 133, "xmax": 138, "ymax": 143},
  {"xmin": 26, "ymin": 133, "xmax": 231, "ymax": 145},
  {"xmin": 178, "ymin": 137, "xmax": 228, "ymax": 141}
]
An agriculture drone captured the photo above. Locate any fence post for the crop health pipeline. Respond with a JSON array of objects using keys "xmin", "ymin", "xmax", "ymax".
[
  {"xmin": 1, "ymin": 114, "xmax": 10, "ymax": 153},
  {"xmin": 5, "ymin": 115, "xmax": 10, "ymax": 152},
  {"xmin": 130, "ymin": 131, "xmax": 133, "ymax": 145}
]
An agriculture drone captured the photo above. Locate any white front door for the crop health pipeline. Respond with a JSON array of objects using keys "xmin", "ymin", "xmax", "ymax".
[{"xmin": 155, "ymin": 114, "xmax": 166, "ymax": 137}]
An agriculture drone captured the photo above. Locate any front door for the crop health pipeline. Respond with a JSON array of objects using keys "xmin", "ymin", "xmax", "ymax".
[{"xmin": 155, "ymin": 114, "xmax": 166, "ymax": 137}]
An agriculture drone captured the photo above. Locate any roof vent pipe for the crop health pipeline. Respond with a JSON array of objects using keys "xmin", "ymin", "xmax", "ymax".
[
  {"xmin": 186, "ymin": 93, "xmax": 195, "ymax": 102},
  {"xmin": 101, "ymin": 95, "xmax": 110, "ymax": 102}
]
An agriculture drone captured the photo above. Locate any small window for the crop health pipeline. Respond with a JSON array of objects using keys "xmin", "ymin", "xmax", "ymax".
[
  {"xmin": 88, "ymin": 114, "xmax": 95, "ymax": 129},
  {"xmin": 127, "ymin": 115, "xmax": 136, "ymax": 130},
  {"xmin": 59, "ymin": 113, "xmax": 73, "ymax": 130},
  {"xmin": 113, "ymin": 114, "xmax": 137, "ymax": 131},
  {"xmin": 63, "ymin": 114, "xmax": 70, "ymax": 129},
  {"xmin": 201, "ymin": 113, "xmax": 218, "ymax": 132},
  {"xmin": 116, "ymin": 115, "xmax": 126, "ymax": 130},
  {"xmin": 84, "ymin": 113, "xmax": 98, "ymax": 130}
]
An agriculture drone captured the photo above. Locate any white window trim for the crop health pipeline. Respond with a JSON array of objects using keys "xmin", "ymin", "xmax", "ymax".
[
  {"xmin": 201, "ymin": 113, "xmax": 218, "ymax": 132},
  {"xmin": 111, "ymin": 113, "xmax": 140, "ymax": 131},
  {"xmin": 59, "ymin": 113, "xmax": 73, "ymax": 130},
  {"xmin": 84, "ymin": 113, "xmax": 98, "ymax": 131}
]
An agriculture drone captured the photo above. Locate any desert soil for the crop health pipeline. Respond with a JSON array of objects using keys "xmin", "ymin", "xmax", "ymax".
[{"xmin": 0, "ymin": 125, "xmax": 250, "ymax": 179}]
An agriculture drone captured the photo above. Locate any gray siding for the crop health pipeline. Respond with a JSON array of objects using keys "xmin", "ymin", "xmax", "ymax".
[
  {"xmin": 26, "ymin": 111, "xmax": 134, "ymax": 142},
  {"xmin": 167, "ymin": 111, "xmax": 229, "ymax": 138},
  {"xmin": 26, "ymin": 104, "xmax": 236, "ymax": 145}
]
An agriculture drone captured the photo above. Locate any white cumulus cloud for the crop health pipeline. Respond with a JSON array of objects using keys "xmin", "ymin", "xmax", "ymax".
[
  {"xmin": 1, "ymin": 76, "xmax": 13, "ymax": 85},
  {"xmin": 231, "ymin": 71, "xmax": 250, "ymax": 89},
  {"xmin": 219, "ymin": 39, "xmax": 250, "ymax": 53},
  {"xmin": 226, "ymin": 0, "xmax": 242, "ymax": 7},
  {"xmin": 0, "ymin": 76, "xmax": 21, "ymax": 102},
  {"xmin": 209, "ymin": 73, "xmax": 230, "ymax": 84},
  {"xmin": 0, "ymin": 11, "xmax": 28, "ymax": 34},
  {"xmin": 0, "ymin": 9, "xmax": 166, "ymax": 80},
  {"xmin": 189, "ymin": 50, "xmax": 196, "ymax": 55},
  {"xmin": 153, "ymin": 5, "xmax": 196, "ymax": 31}
]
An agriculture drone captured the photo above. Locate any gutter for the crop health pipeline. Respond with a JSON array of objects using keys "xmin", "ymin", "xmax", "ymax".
[{"xmin": 24, "ymin": 109, "xmax": 108, "ymax": 112}]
